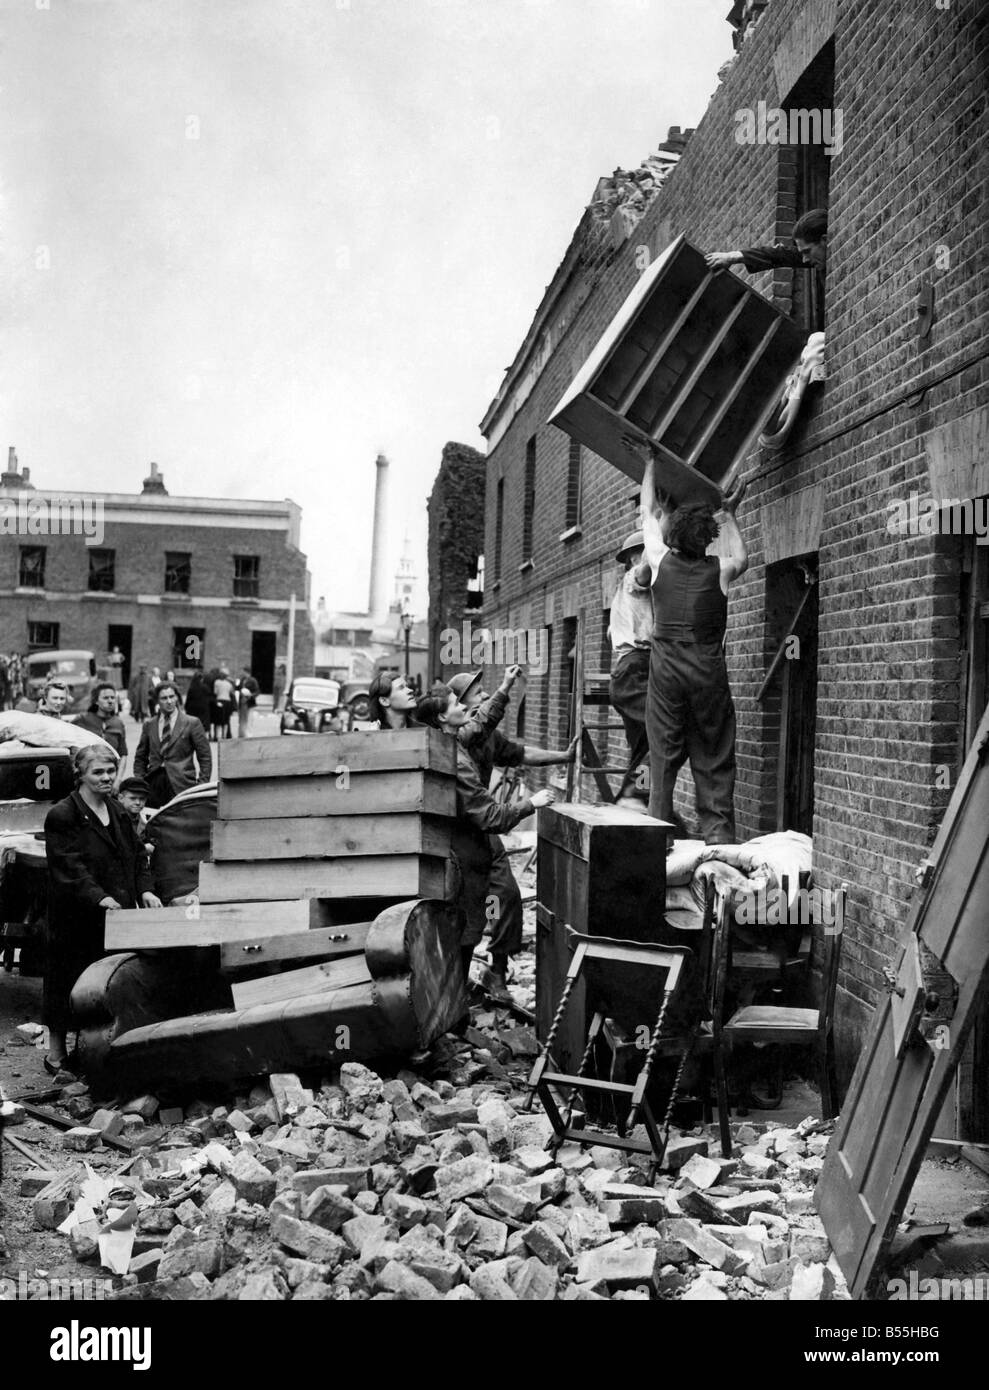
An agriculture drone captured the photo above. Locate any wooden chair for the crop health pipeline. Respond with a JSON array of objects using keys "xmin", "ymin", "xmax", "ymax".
[
  {"xmin": 712, "ymin": 883, "xmax": 847, "ymax": 1129},
  {"xmin": 584, "ymin": 876, "xmax": 726, "ymax": 1148},
  {"xmin": 726, "ymin": 871, "xmax": 814, "ymax": 988}
]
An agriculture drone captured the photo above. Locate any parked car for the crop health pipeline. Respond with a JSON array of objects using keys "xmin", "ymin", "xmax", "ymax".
[
  {"xmin": 19, "ymin": 649, "xmax": 114, "ymax": 713},
  {"xmin": 279, "ymin": 677, "xmax": 342, "ymax": 734},
  {"xmin": 0, "ymin": 741, "xmax": 75, "ymax": 974}
]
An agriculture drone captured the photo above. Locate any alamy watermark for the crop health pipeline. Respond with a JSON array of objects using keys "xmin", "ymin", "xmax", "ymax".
[
  {"xmin": 0, "ymin": 492, "xmax": 105, "ymax": 545},
  {"xmin": 887, "ymin": 1270, "xmax": 989, "ymax": 1300},
  {"xmin": 734, "ymin": 101, "xmax": 844, "ymax": 156},
  {"xmin": 0, "ymin": 1271, "xmax": 114, "ymax": 1301},
  {"xmin": 438, "ymin": 620, "xmax": 548, "ymax": 676},
  {"xmin": 733, "ymin": 884, "xmax": 844, "ymax": 935},
  {"xmin": 886, "ymin": 492, "xmax": 989, "ymax": 545}
]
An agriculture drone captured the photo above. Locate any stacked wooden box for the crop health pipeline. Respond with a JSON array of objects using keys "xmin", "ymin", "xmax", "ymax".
[
  {"xmin": 87, "ymin": 728, "xmax": 467, "ymax": 1085},
  {"xmin": 198, "ymin": 727, "xmax": 457, "ymax": 904}
]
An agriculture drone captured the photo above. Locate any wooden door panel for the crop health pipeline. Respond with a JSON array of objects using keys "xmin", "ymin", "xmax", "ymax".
[{"xmin": 816, "ymin": 711, "xmax": 989, "ymax": 1298}]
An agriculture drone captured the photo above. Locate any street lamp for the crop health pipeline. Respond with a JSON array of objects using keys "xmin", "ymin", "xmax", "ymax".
[{"xmin": 401, "ymin": 608, "xmax": 413, "ymax": 683}]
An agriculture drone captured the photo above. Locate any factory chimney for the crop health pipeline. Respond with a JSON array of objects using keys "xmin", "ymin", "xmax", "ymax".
[{"xmin": 368, "ymin": 452, "xmax": 389, "ymax": 621}]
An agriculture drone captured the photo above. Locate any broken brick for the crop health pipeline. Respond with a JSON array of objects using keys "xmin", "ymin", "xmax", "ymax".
[{"xmin": 575, "ymin": 1243, "xmax": 660, "ymax": 1292}]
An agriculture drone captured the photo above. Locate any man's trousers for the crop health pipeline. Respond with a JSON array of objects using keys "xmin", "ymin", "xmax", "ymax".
[
  {"xmin": 609, "ymin": 647, "xmax": 651, "ymax": 802},
  {"xmin": 645, "ymin": 637, "xmax": 737, "ymax": 844},
  {"xmin": 484, "ymin": 834, "xmax": 524, "ymax": 960}
]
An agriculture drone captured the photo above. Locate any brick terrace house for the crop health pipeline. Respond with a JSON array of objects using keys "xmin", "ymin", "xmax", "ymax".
[
  {"xmin": 0, "ymin": 454, "xmax": 314, "ymax": 692},
  {"xmin": 472, "ymin": 0, "xmax": 988, "ymax": 1126}
]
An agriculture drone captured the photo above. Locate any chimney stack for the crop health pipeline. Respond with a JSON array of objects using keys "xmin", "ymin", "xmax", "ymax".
[
  {"xmin": 368, "ymin": 452, "xmax": 390, "ymax": 621},
  {"xmin": 0, "ymin": 446, "xmax": 31, "ymax": 492},
  {"xmin": 141, "ymin": 461, "xmax": 168, "ymax": 495}
]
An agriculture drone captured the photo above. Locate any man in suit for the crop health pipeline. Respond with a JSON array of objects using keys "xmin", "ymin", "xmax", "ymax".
[{"xmin": 133, "ymin": 680, "xmax": 212, "ymax": 809}]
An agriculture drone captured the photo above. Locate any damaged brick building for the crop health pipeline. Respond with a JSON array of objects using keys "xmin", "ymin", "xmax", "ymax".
[
  {"xmin": 426, "ymin": 441, "xmax": 486, "ymax": 682},
  {"xmin": 471, "ymin": 0, "xmax": 988, "ymax": 1123}
]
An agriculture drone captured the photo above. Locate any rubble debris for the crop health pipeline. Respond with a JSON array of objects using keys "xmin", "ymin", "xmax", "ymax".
[{"xmin": 2, "ymin": 994, "xmax": 848, "ymax": 1301}]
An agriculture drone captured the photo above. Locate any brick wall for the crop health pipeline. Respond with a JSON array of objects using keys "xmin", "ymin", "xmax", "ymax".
[
  {"xmin": 0, "ymin": 516, "xmax": 314, "ymax": 678},
  {"xmin": 426, "ymin": 441, "xmax": 486, "ymax": 683},
  {"xmin": 476, "ymin": 0, "xmax": 989, "ymax": 1077}
]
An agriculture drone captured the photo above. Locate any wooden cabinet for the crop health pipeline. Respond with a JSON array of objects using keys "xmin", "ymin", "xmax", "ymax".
[
  {"xmin": 535, "ymin": 804, "xmax": 669, "ymax": 1074},
  {"xmin": 549, "ymin": 234, "xmax": 806, "ymax": 505}
]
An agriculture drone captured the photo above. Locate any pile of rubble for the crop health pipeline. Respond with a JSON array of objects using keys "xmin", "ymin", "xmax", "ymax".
[{"xmin": 5, "ymin": 1052, "xmax": 848, "ymax": 1301}]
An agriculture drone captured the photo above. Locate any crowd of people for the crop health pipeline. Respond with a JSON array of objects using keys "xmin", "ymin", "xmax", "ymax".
[{"xmin": 30, "ymin": 450, "xmax": 752, "ymax": 1068}]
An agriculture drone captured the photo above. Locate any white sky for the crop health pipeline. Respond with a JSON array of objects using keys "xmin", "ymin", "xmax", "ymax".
[{"xmin": 2, "ymin": 0, "xmax": 730, "ymax": 614}]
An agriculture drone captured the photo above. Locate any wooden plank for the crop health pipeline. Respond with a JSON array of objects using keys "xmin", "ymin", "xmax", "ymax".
[
  {"xmin": 104, "ymin": 899, "xmax": 331, "ymax": 950},
  {"xmin": 220, "ymin": 921, "xmax": 372, "ymax": 974},
  {"xmin": 210, "ymin": 813, "xmax": 451, "ymax": 863},
  {"xmin": 197, "ymin": 855, "xmax": 448, "ymax": 903},
  {"xmin": 217, "ymin": 768, "xmax": 455, "ymax": 821},
  {"xmin": 231, "ymin": 954, "xmax": 372, "ymax": 1010},
  {"xmin": 217, "ymin": 726, "xmax": 455, "ymax": 781}
]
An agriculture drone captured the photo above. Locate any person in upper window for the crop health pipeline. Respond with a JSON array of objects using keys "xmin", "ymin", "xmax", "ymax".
[{"xmin": 705, "ymin": 208, "xmax": 827, "ymax": 331}]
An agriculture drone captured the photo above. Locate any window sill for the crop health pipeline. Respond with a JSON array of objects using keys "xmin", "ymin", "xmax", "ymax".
[
  {"xmin": 84, "ymin": 589, "xmax": 117, "ymax": 598},
  {"xmin": 559, "ymin": 525, "xmax": 582, "ymax": 544},
  {"xmin": 161, "ymin": 591, "xmax": 192, "ymax": 602},
  {"xmin": 15, "ymin": 585, "xmax": 46, "ymax": 594},
  {"xmin": 518, "ymin": 559, "xmax": 534, "ymax": 574},
  {"xmin": 231, "ymin": 596, "xmax": 260, "ymax": 607}
]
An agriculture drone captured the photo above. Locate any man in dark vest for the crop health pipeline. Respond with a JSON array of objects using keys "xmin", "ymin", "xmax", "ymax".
[{"xmin": 639, "ymin": 449, "xmax": 748, "ymax": 845}]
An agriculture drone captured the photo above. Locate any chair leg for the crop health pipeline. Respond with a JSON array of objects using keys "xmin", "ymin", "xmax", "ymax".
[
  {"xmin": 713, "ymin": 1048, "xmax": 732, "ymax": 1158},
  {"xmin": 818, "ymin": 1035, "xmax": 836, "ymax": 1120}
]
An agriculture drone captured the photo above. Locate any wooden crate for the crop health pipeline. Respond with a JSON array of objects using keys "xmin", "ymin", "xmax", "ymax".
[
  {"xmin": 210, "ymin": 813, "xmax": 451, "ymax": 862},
  {"xmin": 217, "ymin": 726, "xmax": 456, "ymax": 780},
  {"xmin": 536, "ymin": 804, "xmax": 669, "ymax": 1074},
  {"xmin": 198, "ymin": 855, "xmax": 449, "ymax": 904},
  {"xmin": 217, "ymin": 768, "xmax": 455, "ymax": 821},
  {"xmin": 549, "ymin": 234, "xmax": 806, "ymax": 505}
]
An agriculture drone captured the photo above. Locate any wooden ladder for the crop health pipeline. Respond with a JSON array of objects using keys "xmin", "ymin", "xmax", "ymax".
[{"xmin": 565, "ymin": 607, "xmax": 635, "ymax": 804}]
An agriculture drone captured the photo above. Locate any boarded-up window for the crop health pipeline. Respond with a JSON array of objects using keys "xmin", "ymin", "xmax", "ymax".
[
  {"xmin": 494, "ymin": 480, "xmax": 505, "ymax": 581},
  {"xmin": 523, "ymin": 436, "xmax": 537, "ymax": 560},
  {"xmin": 565, "ymin": 439, "xmax": 583, "ymax": 529}
]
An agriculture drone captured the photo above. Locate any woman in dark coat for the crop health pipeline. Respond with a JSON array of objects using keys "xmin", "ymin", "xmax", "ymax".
[
  {"xmin": 183, "ymin": 669, "xmax": 212, "ymax": 730},
  {"xmin": 43, "ymin": 744, "xmax": 161, "ymax": 1071},
  {"xmin": 415, "ymin": 690, "xmax": 554, "ymax": 980}
]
